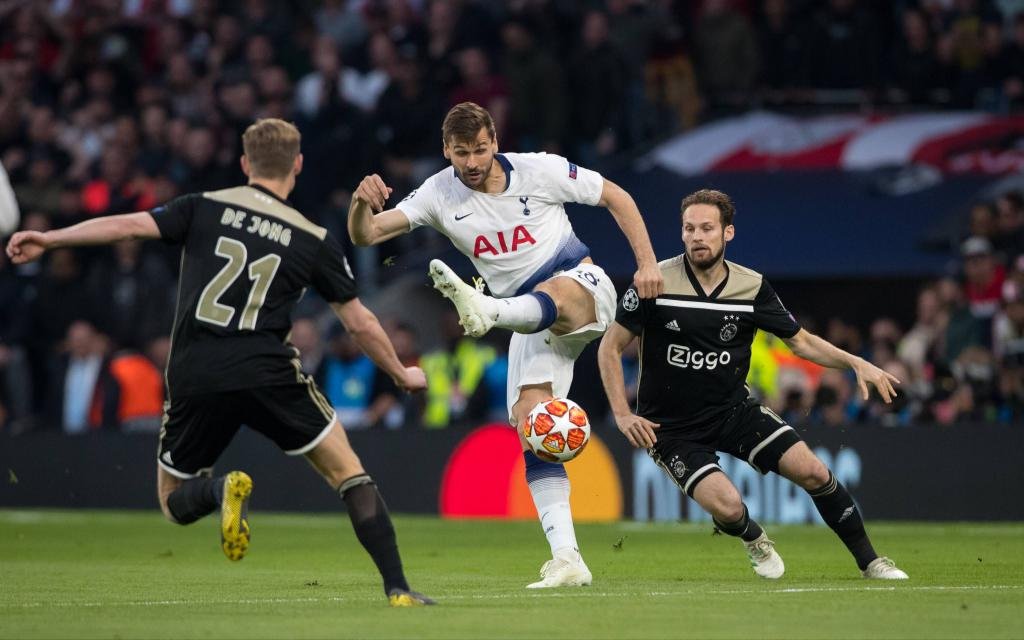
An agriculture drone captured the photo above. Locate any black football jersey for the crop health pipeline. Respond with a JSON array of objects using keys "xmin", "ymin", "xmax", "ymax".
[
  {"xmin": 615, "ymin": 254, "xmax": 800, "ymax": 430},
  {"xmin": 149, "ymin": 184, "xmax": 357, "ymax": 398}
]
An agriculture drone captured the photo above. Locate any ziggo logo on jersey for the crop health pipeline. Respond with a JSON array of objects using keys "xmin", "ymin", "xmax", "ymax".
[{"xmin": 666, "ymin": 344, "xmax": 732, "ymax": 370}]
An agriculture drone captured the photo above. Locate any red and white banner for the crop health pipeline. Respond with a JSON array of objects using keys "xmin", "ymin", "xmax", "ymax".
[{"xmin": 648, "ymin": 111, "xmax": 1024, "ymax": 175}]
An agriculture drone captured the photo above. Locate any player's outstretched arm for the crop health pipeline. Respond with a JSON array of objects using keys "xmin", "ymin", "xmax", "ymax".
[
  {"xmin": 0, "ymin": 161, "xmax": 20, "ymax": 237},
  {"xmin": 783, "ymin": 328, "xmax": 901, "ymax": 403},
  {"xmin": 330, "ymin": 298, "xmax": 426, "ymax": 393},
  {"xmin": 5, "ymin": 212, "xmax": 160, "ymax": 265},
  {"xmin": 597, "ymin": 179, "xmax": 663, "ymax": 299},
  {"xmin": 598, "ymin": 322, "xmax": 660, "ymax": 448},
  {"xmin": 347, "ymin": 174, "xmax": 412, "ymax": 246}
]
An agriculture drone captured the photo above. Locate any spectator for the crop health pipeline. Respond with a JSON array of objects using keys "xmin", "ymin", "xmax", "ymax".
[
  {"xmin": 367, "ymin": 322, "xmax": 424, "ymax": 429},
  {"xmin": 937, "ymin": 275, "xmax": 985, "ymax": 366},
  {"xmin": 0, "ymin": 248, "xmax": 32, "ymax": 431},
  {"xmin": 889, "ymin": 7, "xmax": 945, "ymax": 105},
  {"xmin": 993, "ymin": 191, "xmax": 1024, "ymax": 260},
  {"xmin": 322, "ymin": 329, "xmax": 377, "ymax": 429},
  {"xmin": 694, "ymin": 0, "xmax": 759, "ymax": 107},
  {"xmin": 314, "ymin": 0, "xmax": 369, "ymax": 56},
  {"xmin": 420, "ymin": 311, "xmax": 496, "ymax": 429},
  {"xmin": 805, "ymin": 0, "xmax": 881, "ymax": 90},
  {"xmin": 962, "ymin": 236, "xmax": 1006, "ymax": 335},
  {"xmin": 757, "ymin": 0, "xmax": 806, "ymax": 96},
  {"xmin": 105, "ymin": 348, "xmax": 164, "ymax": 433},
  {"xmin": 86, "ymin": 239, "xmax": 174, "ymax": 349},
  {"xmin": 290, "ymin": 316, "xmax": 328, "ymax": 381},
  {"xmin": 449, "ymin": 47, "xmax": 509, "ymax": 140},
  {"xmin": 898, "ymin": 284, "xmax": 945, "ymax": 381},
  {"xmin": 809, "ymin": 369, "xmax": 857, "ymax": 427},
  {"xmin": 373, "ymin": 50, "xmax": 447, "ymax": 197},
  {"xmin": 500, "ymin": 17, "xmax": 565, "ymax": 152},
  {"xmin": 1000, "ymin": 13, "xmax": 1024, "ymax": 110},
  {"xmin": 967, "ymin": 201, "xmax": 998, "ymax": 243},
  {"xmin": 49, "ymin": 320, "xmax": 113, "ymax": 434},
  {"xmin": 566, "ymin": 10, "xmax": 628, "ymax": 164}
]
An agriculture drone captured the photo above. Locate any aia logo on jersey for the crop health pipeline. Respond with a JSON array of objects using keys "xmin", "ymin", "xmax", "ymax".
[{"xmin": 473, "ymin": 225, "xmax": 536, "ymax": 258}]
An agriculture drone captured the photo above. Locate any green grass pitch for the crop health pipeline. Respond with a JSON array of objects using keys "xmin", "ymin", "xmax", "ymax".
[{"xmin": 1, "ymin": 511, "xmax": 1022, "ymax": 639}]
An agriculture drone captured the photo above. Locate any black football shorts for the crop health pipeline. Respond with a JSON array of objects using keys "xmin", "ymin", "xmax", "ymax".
[
  {"xmin": 648, "ymin": 397, "xmax": 802, "ymax": 497},
  {"xmin": 157, "ymin": 378, "xmax": 336, "ymax": 478}
]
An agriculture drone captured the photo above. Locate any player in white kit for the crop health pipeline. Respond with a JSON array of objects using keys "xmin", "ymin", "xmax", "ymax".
[{"xmin": 348, "ymin": 102, "xmax": 662, "ymax": 588}]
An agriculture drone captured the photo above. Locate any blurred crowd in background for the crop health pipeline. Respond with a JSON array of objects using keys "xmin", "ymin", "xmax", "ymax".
[{"xmin": 3, "ymin": 0, "xmax": 1024, "ymax": 433}]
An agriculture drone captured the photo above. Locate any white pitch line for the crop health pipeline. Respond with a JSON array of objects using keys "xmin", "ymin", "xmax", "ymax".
[{"xmin": 2, "ymin": 585, "xmax": 1021, "ymax": 610}]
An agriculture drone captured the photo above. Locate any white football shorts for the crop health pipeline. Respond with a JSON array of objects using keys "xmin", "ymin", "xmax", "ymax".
[{"xmin": 506, "ymin": 262, "xmax": 617, "ymax": 424}]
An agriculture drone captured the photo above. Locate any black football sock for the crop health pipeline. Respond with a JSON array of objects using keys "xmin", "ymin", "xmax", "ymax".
[
  {"xmin": 712, "ymin": 504, "xmax": 764, "ymax": 542},
  {"xmin": 339, "ymin": 474, "xmax": 409, "ymax": 594},
  {"xmin": 166, "ymin": 476, "xmax": 224, "ymax": 525},
  {"xmin": 808, "ymin": 471, "xmax": 878, "ymax": 571}
]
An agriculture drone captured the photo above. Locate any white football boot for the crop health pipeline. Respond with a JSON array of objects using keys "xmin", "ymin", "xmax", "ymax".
[
  {"xmin": 862, "ymin": 556, "xmax": 909, "ymax": 580},
  {"xmin": 744, "ymin": 532, "xmax": 785, "ymax": 579},
  {"xmin": 429, "ymin": 259, "xmax": 497, "ymax": 337},
  {"xmin": 526, "ymin": 548, "xmax": 593, "ymax": 589}
]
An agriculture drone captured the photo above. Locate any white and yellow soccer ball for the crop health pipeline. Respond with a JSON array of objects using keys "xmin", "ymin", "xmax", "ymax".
[{"xmin": 522, "ymin": 398, "xmax": 591, "ymax": 463}]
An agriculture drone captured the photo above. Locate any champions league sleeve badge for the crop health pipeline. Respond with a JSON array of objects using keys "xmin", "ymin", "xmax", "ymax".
[{"xmin": 622, "ymin": 288, "xmax": 640, "ymax": 311}]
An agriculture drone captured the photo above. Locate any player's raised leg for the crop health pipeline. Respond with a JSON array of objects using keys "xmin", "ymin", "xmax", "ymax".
[
  {"xmin": 157, "ymin": 466, "xmax": 254, "ymax": 561},
  {"xmin": 778, "ymin": 443, "xmax": 908, "ymax": 579},
  {"xmin": 513, "ymin": 383, "xmax": 592, "ymax": 589},
  {"xmin": 690, "ymin": 471, "xmax": 784, "ymax": 579},
  {"xmin": 305, "ymin": 419, "xmax": 436, "ymax": 605},
  {"xmin": 429, "ymin": 259, "xmax": 598, "ymax": 338}
]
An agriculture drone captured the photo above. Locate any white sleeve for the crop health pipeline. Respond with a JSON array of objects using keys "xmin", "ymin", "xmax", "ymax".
[
  {"xmin": 395, "ymin": 178, "xmax": 441, "ymax": 230},
  {"xmin": 0, "ymin": 162, "xmax": 20, "ymax": 237},
  {"xmin": 536, "ymin": 154, "xmax": 603, "ymax": 206}
]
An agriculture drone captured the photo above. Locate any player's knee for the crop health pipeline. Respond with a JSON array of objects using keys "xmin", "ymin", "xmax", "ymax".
[
  {"xmin": 793, "ymin": 459, "xmax": 831, "ymax": 491},
  {"xmin": 706, "ymin": 489, "xmax": 744, "ymax": 522},
  {"xmin": 714, "ymin": 499, "xmax": 745, "ymax": 523}
]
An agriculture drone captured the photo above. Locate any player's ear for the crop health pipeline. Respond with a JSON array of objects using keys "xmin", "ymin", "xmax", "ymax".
[
  {"xmin": 294, "ymin": 153, "xmax": 303, "ymax": 176},
  {"xmin": 240, "ymin": 155, "xmax": 250, "ymax": 177},
  {"xmin": 442, "ymin": 142, "xmax": 451, "ymax": 160},
  {"xmin": 724, "ymin": 224, "xmax": 735, "ymax": 242}
]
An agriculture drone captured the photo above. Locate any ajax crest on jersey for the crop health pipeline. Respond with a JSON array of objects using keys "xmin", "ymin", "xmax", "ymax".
[
  {"xmin": 522, "ymin": 398, "xmax": 591, "ymax": 463},
  {"xmin": 720, "ymin": 315, "xmax": 739, "ymax": 342}
]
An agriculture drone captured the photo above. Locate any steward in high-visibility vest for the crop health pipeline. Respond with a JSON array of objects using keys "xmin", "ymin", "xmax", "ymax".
[{"xmin": 420, "ymin": 337, "xmax": 495, "ymax": 428}]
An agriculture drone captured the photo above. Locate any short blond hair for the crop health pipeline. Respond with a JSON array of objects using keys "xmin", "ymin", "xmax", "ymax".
[{"xmin": 242, "ymin": 118, "xmax": 301, "ymax": 179}]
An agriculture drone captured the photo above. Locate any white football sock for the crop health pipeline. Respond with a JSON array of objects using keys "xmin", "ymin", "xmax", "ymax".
[
  {"xmin": 528, "ymin": 475, "xmax": 579, "ymax": 555},
  {"xmin": 493, "ymin": 295, "xmax": 543, "ymax": 332},
  {"xmin": 492, "ymin": 292, "xmax": 558, "ymax": 333}
]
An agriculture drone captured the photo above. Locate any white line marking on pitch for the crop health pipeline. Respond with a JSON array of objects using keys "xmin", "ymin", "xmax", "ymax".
[{"xmin": 2, "ymin": 585, "xmax": 1021, "ymax": 610}]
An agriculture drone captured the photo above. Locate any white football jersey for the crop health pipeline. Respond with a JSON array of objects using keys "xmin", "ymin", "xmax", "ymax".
[{"xmin": 397, "ymin": 152, "xmax": 604, "ymax": 298}]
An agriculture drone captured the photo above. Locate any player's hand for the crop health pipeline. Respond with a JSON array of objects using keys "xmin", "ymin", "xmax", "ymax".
[
  {"xmin": 614, "ymin": 412, "xmax": 660, "ymax": 448},
  {"xmin": 395, "ymin": 365, "xmax": 427, "ymax": 393},
  {"xmin": 852, "ymin": 358, "xmax": 901, "ymax": 403},
  {"xmin": 5, "ymin": 231, "xmax": 50, "ymax": 265},
  {"xmin": 353, "ymin": 174, "xmax": 393, "ymax": 213},
  {"xmin": 633, "ymin": 263, "xmax": 663, "ymax": 299}
]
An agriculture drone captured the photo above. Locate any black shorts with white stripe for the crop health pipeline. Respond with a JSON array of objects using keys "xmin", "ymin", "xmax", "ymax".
[
  {"xmin": 647, "ymin": 397, "xmax": 802, "ymax": 497},
  {"xmin": 158, "ymin": 378, "xmax": 336, "ymax": 479}
]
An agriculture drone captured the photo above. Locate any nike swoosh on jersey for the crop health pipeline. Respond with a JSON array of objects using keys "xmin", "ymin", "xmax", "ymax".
[{"xmin": 454, "ymin": 212, "xmax": 474, "ymax": 220}]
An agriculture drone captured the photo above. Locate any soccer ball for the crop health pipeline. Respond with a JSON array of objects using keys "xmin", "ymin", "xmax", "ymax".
[{"xmin": 522, "ymin": 398, "xmax": 591, "ymax": 463}]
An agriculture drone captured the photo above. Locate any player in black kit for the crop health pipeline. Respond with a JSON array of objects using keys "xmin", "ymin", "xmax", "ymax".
[
  {"xmin": 598, "ymin": 189, "xmax": 908, "ymax": 580},
  {"xmin": 6, "ymin": 119, "xmax": 435, "ymax": 606}
]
